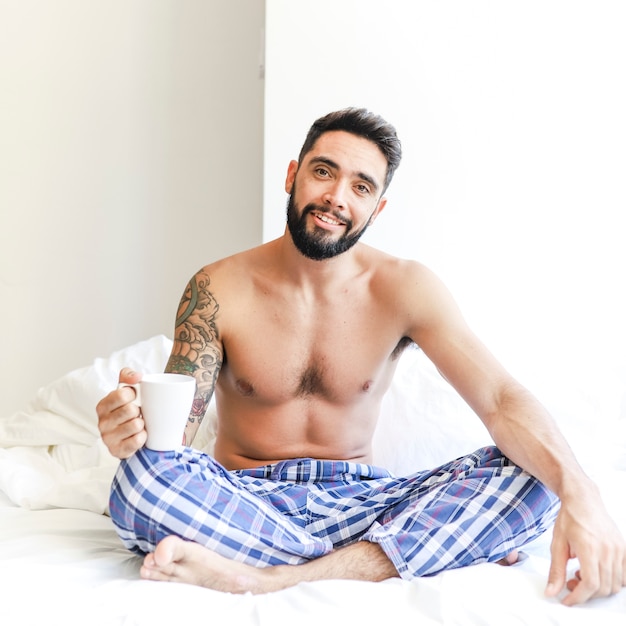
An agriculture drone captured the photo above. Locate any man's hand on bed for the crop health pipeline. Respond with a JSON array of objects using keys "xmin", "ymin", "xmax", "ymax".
[
  {"xmin": 96, "ymin": 368, "xmax": 147, "ymax": 459},
  {"xmin": 545, "ymin": 487, "xmax": 626, "ymax": 606}
]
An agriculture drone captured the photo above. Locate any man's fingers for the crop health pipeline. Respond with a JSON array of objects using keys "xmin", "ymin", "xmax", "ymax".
[
  {"xmin": 616, "ymin": 555, "xmax": 626, "ymax": 596},
  {"xmin": 547, "ymin": 491, "xmax": 626, "ymax": 606},
  {"xmin": 560, "ymin": 566, "xmax": 596, "ymax": 606},
  {"xmin": 96, "ymin": 367, "xmax": 147, "ymax": 459},
  {"xmin": 116, "ymin": 427, "xmax": 148, "ymax": 459},
  {"xmin": 96, "ymin": 369, "xmax": 142, "ymax": 418},
  {"xmin": 561, "ymin": 543, "xmax": 624, "ymax": 605},
  {"xmin": 546, "ymin": 535, "xmax": 569, "ymax": 598},
  {"xmin": 119, "ymin": 367, "xmax": 143, "ymax": 385},
  {"xmin": 566, "ymin": 572, "xmax": 580, "ymax": 593}
]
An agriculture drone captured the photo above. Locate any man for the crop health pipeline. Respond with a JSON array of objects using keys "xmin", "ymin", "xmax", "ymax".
[{"xmin": 98, "ymin": 108, "xmax": 625, "ymax": 606}]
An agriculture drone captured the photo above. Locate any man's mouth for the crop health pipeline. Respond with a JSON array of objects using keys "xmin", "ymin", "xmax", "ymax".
[{"xmin": 310, "ymin": 210, "xmax": 346, "ymax": 227}]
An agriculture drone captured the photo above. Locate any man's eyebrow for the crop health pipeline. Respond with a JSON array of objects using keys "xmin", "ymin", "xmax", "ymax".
[{"xmin": 308, "ymin": 156, "xmax": 380, "ymax": 192}]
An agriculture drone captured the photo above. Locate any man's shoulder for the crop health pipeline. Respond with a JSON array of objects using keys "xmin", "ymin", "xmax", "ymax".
[
  {"xmin": 197, "ymin": 242, "xmax": 271, "ymax": 277},
  {"xmin": 362, "ymin": 245, "xmax": 432, "ymax": 280},
  {"xmin": 363, "ymin": 247, "xmax": 447, "ymax": 307}
]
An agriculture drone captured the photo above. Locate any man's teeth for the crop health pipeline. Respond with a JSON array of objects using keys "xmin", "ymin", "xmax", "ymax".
[{"xmin": 316, "ymin": 213, "xmax": 341, "ymax": 225}]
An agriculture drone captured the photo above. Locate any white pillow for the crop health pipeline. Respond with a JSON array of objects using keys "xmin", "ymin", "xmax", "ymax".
[{"xmin": 0, "ymin": 336, "xmax": 173, "ymax": 511}]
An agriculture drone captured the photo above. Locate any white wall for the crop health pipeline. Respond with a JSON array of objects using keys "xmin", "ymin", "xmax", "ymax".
[
  {"xmin": 0, "ymin": 0, "xmax": 265, "ymax": 415},
  {"xmin": 264, "ymin": 1, "xmax": 626, "ymax": 432}
]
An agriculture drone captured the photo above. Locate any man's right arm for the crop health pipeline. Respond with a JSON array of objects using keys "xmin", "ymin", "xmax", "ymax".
[
  {"xmin": 165, "ymin": 267, "xmax": 223, "ymax": 447},
  {"xmin": 97, "ymin": 267, "xmax": 224, "ymax": 458}
]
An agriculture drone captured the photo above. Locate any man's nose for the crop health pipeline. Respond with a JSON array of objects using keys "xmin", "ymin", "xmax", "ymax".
[{"xmin": 322, "ymin": 180, "xmax": 348, "ymax": 208}]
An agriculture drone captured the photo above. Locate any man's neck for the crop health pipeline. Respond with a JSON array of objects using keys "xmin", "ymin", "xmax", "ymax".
[{"xmin": 276, "ymin": 230, "xmax": 366, "ymax": 293}]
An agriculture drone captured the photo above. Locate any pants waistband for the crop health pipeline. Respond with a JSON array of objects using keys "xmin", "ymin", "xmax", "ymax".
[{"xmin": 233, "ymin": 457, "xmax": 393, "ymax": 484}]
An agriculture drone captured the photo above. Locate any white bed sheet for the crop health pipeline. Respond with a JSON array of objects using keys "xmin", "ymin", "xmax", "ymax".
[
  {"xmin": 1, "ymin": 486, "xmax": 625, "ymax": 626},
  {"xmin": 1, "ymin": 336, "xmax": 625, "ymax": 625}
]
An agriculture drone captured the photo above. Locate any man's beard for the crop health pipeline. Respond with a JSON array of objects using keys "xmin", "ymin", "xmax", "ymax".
[{"xmin": 286, "ymin": 193, "xmax": 373, "ymax": 261}]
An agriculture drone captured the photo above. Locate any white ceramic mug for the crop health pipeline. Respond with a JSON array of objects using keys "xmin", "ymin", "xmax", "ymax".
[{"xmin": 120, "ymin": 373, "xmax": 196, "ymax": 451}]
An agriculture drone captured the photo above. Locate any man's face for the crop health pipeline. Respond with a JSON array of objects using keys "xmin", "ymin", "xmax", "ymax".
[
  {"xmin": 286, "ymin": 192, "xmax": 374, "ymax": 260},
  {"xmin": 285, "ymin": 131, "xmax": 388, "ymax": 261}
]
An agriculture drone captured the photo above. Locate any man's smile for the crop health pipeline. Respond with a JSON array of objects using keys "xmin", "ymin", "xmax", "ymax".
[{"xmin": 310, "ymin": 210, "xmax": 346, "ymax": 228}]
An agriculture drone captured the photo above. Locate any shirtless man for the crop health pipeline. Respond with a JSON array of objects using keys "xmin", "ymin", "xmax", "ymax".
[{"xmin": 97, "ymin": 108, "xmax": 626, "ymax": 606}]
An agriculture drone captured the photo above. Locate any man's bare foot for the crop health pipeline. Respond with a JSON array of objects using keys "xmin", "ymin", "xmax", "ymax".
[
  {"xmin": 497, "ymin": 550, "xmax": 520, "ymax": 566},
  {"xmin": 141, "ymin": 536, "xmax": 279, "ymax": 594}
]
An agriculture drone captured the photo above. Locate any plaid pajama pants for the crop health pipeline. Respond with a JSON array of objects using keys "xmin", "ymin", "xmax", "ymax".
[{"xmin": 109, "ymin": 445, "xmax": 559, "ymax": 579}]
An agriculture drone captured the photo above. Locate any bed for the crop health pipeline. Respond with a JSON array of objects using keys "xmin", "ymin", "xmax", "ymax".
[{"xmin": 1, "ymin": 335, "xmax": 625, "ymax": 625}]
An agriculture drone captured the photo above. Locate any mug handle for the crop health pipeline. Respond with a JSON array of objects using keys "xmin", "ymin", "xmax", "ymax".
[{"xmin": 118, "ymin": 382, "xmax": 141, "ymax": 406}]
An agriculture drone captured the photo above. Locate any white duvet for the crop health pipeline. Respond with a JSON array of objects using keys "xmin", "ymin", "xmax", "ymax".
[{"xmin": 1, "ymin": 335, "xmax": 625, "ymax": 625}]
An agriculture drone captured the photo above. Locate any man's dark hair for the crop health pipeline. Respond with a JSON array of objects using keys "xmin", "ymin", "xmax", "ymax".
[{"xmin": 298, "ymin": 107, "xmax": 402, "ymax": 193}]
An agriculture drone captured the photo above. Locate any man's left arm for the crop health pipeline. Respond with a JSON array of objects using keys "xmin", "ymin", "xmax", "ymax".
[{"xmin": 405, "ymin": 262, "xmax": 626, "ymax": 605}]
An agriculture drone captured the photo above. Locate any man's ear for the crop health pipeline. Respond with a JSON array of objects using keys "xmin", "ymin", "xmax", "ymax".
[
  {"xmin": 285, "ymin": 160, "xmax": 299, "ymax": 193},
  {"xmin": 368, "ymin": 197, "xmax": 387, "ymax": 225}
]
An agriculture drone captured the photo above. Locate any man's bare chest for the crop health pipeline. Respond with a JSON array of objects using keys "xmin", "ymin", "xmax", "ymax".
[{"xmin": 220, "ymin": 303, "xmax": 404, "ymax": 403}]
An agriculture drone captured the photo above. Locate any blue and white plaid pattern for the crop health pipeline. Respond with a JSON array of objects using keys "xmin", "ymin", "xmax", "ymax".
[{"xmin": 109, "ymin": 445, "xmax": 559, "ymax": 578}]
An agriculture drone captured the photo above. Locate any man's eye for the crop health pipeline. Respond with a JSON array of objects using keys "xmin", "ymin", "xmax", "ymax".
[
  {"xmin": 315, "ymin": 168, "xmax": 330, "ymax": 177},
  {"xmin": 356, "ymin": 184, "xmax": 370, "ymax": 194}
]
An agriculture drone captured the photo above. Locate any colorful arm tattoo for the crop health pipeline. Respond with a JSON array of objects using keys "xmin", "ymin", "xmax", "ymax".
[{"xmin": 166, "ymin": 269, "xmax": 223, "ymax": 429}]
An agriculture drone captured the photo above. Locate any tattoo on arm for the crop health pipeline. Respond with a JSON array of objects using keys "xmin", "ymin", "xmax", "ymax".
[{"xmin": 166, "ymin": 269, "xmax": 223, "ymax": 436}]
